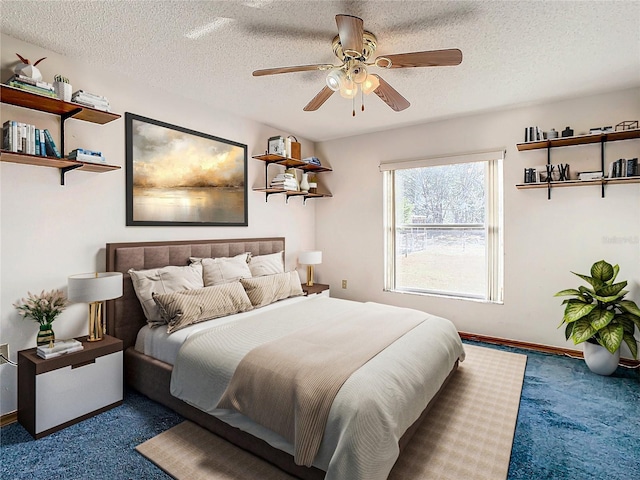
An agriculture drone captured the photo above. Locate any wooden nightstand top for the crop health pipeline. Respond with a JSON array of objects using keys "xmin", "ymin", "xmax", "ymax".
[
  {"xmin": 301, "ymin": 283, "xmax": 330, "ymax": 296},
  {"xmin": 18, "ymin": 334, "xmax": 123, "ymax": 375}
]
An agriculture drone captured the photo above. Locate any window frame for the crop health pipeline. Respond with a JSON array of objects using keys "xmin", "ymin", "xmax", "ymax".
[{"xmin": 382, "ymin": 150, "xmax": 504, "ymax": 303}]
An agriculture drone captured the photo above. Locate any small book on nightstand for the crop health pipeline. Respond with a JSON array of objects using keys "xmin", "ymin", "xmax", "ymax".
[{"xmin": 36, "ymin": 339, "xmax": 83, "ymax": 359}]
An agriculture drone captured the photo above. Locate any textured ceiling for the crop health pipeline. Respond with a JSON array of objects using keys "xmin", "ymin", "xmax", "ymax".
[{"xmin": 2, "ymin": 1, "xmax": 639, "ymax": 142}]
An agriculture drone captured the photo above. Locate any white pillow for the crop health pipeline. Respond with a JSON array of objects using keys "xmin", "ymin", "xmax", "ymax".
[
  {"xmin": 248, "ymin": 251, "xmax": 285, "ymax": 277},
  {"xmin": 128, "ymin": 264, "xmax": 204, "ymax": 326},
  {"xmin": 191, "ymin": 253, "xmax": 252, "ymax": 286}
]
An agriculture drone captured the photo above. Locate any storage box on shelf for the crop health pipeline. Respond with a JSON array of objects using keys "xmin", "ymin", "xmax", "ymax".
[
  {"xmin": 252, "ymin": 153, "xmax": 332, "ymax": 203},
  {"xmin": 0, "ymin": 84, "xmax": 121, "ymax": 185},
  {"xmin": 515, "ymin": 128, "xmax": 640, "ymax": 198}
]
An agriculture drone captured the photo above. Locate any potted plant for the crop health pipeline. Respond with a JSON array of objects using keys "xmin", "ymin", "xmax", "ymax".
[
  {"xmin": 13, "ymin": 289, "xmax": 68, "ymax": 346},
  {"xmin": 555, "ymin": 260, "xmax": 640, "ymax": 375}
]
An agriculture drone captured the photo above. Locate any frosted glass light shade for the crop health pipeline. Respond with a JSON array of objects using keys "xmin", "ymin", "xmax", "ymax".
[
  {"xmin": 68, "ymin": 272, "xmax": 123, "ymax": 302},
  {"xmin": 298, "ymin": 251, "xmax": 322, "ymax": 265},
  {"xmin": 339, "ymin": 79, "xmax": 358, "ymax": 99},
  {"xmin": 326, "ymin": 70, "xmax": 346, "ymax": 91},
  {"xmin": 348, "ymin": 64, "xmax": 368, "ymax": 84},
  {"xmin": 362, "ymin": 74, "xmax": 380, "ymax": 95}
]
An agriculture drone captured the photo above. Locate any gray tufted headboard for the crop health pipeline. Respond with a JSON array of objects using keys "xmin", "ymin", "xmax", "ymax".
[{"xmin": 105, "ymin": 237, "xmax": 285, "ymax": 350}]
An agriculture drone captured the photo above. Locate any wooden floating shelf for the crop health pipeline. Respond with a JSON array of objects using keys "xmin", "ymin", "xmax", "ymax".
[
  {"xmin": 516, "ymin": 177, "xmax": 640, "ymax": 189},
  {"xmin": 0, "ymin": 84, "xmax": 121, "ymax": 124},
  {"xmin": 252, "ymin": 154, "xmax": 332, "ymax": 172},
  {"xmin": 516, "ymin": 129, "xmax": 640, "ymax": 151},
  {"xmin": 1, "ymin": 150, "xmax": 121, "ymax": 173},
  {"xmin": 252, "ymin": 187, "xmax": 332, "ymax": 198}
]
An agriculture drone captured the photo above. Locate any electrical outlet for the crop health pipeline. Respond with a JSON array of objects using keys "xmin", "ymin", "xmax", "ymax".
[
  {"xmin": 342, "ymin": 280, "xmax": 347, "ymax": 289},
  {"xmin": 0, "ymin": 344, "xmax": 8, "ymax": 365}
]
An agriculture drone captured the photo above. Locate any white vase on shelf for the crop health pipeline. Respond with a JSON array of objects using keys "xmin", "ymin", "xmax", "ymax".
[{"xmin": 300, "ymin": 173, "xmax": 310, "ymax": 193}]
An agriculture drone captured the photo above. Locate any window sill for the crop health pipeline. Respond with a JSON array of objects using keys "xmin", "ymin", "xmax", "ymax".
[{"xmin": 383, "ymin": 288, "xmax": 503, "ymax": 305}]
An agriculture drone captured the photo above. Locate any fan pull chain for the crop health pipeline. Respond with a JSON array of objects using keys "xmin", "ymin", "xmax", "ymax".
[
  {"xmin": 352, "ymin": 95, "xmax": 355, "ymax": 117},
  {"xmin": 361, "ymin": 89, "xmax": 365, "ymax": 112}
]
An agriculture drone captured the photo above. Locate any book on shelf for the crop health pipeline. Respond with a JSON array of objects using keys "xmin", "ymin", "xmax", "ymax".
[
  {"xmin": 36, "ymin": 338, "xmax": 84, "ymax": 359},
  {"xmin": 7, "ymin": 74, "xmax": 54, "ymax": 90},
  {"xmin": 626, "ymin": 158, "xmax": 638, "ymax": 177},
  {"xmin": 73, "ymin": 89, "xmax": 108, "ymax": 102},
  {"xmin": 68, "ymin": 148, "xmax": 102, "ymax": 157},
  {"xmin": 43, "ymin": 129, "xmax": 61, "ymax": 158},
  {"xmin": 68, "ymin": 152, "xmax": 106, "ymax": 163},
  {"xmin": 7, "ymin": 80, "xmax": 57, "ymax": 98}
]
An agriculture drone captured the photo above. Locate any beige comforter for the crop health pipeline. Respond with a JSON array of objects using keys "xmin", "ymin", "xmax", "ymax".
[
  {"xmin": 217, "ymin": 303, "xmax": 426, "ymax": 466},
  {"xmin": 170, "ymin": 296, "xmax": 465, "ymax": 480}
]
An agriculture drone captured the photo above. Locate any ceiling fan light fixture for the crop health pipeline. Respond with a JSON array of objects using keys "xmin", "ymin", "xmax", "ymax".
[
  {"xmin": 361, "ymin": 74, "xmax": 380, "ymax": 95},
  {"xmin": 339, "ymin": 79, "xmax": 358, "ymax": 99},
  {"xmin": 326, "ymin": 69, "xmax": 346, "ymax": 91},
  {"xmin": 348, "ymin": 63, "xmax": 368, "ymax": 84}
]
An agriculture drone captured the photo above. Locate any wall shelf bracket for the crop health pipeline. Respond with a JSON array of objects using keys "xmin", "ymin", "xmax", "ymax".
[{"xmin": 60, "ymin": 164, "xmax": 82, "ymax": 185}]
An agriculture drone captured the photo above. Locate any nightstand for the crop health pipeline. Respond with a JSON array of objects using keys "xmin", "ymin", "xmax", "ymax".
[
  {"xmin": 18, "ymin": 334, "xmax": 123, "ymax": 439},
  {"xmin": 301, "ymin": 283, "xmax": 330, "ymax": 297}
]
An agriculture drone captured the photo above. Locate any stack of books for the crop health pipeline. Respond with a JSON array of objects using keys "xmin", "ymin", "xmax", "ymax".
[
  {"xmin": 71, "ymin": 90, "xmax": 110, "ymax": 112},
  {"xmin": 5, "ymin": 74, "xmax": 56, "ymax": 98},
  {"xmin": 68, "ymin": 148, "xmax": 106, "ymax": 164},
  {"xmin": 2, "ymin": 120, "xmax": 61, "ymax": 157},
  {"xmin": 37, "ymin": 338, "xmax": 84, "ymax": 359},
  {"xmin": 608, "ymin": 158, "xmax": 639, "ymax": 178},
  {"xmin": 270, "ymin": 173, "xmax": 298, "ymax": 191},
  {"xmin": 303, "ymin": 156, "xmax": 322, "ymax": 166}
]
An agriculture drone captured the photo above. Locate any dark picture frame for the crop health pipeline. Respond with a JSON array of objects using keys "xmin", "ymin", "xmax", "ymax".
[{"xmin": 125, "ymin": 113, "xmax": 248, "ymax": 226}]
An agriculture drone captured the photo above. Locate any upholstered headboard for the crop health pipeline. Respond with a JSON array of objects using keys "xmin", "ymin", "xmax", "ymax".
[{"xmin": 105, "ymin": 237, "xmax": 285, "ymax": 350}]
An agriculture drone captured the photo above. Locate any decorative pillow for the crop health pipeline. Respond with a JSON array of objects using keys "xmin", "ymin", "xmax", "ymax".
[
  {"xmin": 191, "ymin": 253, "xmax": 252, "ymax": 286},
  {"xmin": 153, "ymin": 282, "xmax": 253, "ymax": 333},
  {"xmin": 248, "ymin": 251, "xmax": 285, "ymax": 277},
  {"xmin": 128, "ymin": 264, "xmax": 204, "ymax": 326},
  {"xmin": 240, "ymin": 270, "xmax": 304, "ymax": 307}
]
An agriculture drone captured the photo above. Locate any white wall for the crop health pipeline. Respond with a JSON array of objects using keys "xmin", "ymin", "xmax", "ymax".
[
  {"xmin": 315, "ymin": 87, "xmax": 640, "ymax": 355},
  {"xmin": 0, "ymin": 35, "xmax": 318, "ymax": 415}
]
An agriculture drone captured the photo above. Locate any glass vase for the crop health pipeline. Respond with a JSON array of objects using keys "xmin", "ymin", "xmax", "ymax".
[{"xmin": 37, "ymin": 323, "xmax": 55, "ymax": 346}]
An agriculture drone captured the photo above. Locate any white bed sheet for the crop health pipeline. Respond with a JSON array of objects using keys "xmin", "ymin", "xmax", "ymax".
[{"xmin": 134, "ymin": 294, "xmax": 309, "ymax": 364}]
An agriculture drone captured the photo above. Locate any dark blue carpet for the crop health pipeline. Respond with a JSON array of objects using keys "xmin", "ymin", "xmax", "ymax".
[{"xmin": 1, "ymin": 341, "xmax": 638, "ymax": 479}]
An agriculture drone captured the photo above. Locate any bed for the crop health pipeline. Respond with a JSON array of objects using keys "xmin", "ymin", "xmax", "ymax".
[{"xmin": 105, "ymin": 237, "xmax": 465, "ymax": 480}]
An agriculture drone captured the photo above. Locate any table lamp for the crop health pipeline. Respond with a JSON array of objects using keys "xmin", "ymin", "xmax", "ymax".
[
  {"xmin": 68, "ymin": 272, "xmax": 123, "ymax": 342},
  {"xmin": 298, "ymin": 251, "xmax": 322, "ymax": 287}
]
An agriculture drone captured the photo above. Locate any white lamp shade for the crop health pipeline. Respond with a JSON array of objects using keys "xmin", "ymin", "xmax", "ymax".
[
  {"xmin": 68, "ymin": 272, "xmax": 123, "ymax": 303},
  {"xmin": 299, "ymin": 251, "xmax": 322, "ymax": 265}
]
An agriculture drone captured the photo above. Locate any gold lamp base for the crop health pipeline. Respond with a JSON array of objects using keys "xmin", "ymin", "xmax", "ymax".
[
  {"xmin": 306, "ymin": 265, "xmax": 315, "ymax": 287},
  {"xmin": 87, "ymin": 301, "xmax": 104, "ymax": 342}
]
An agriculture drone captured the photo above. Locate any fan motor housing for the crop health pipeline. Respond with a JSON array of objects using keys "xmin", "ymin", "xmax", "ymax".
[{"xmin": 332, "ymin": 31, "xmax": 378, "ymax": 62}]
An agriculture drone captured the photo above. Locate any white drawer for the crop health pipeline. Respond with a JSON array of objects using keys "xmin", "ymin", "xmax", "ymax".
[{"xmin": 35, "ymin": 350, "xmax": 123, "ymax": 433}]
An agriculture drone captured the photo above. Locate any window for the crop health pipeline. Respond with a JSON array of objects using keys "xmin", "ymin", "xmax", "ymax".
[{"xmin": 382, "ymin": 151, "xmax": 503, "ymax": 302}]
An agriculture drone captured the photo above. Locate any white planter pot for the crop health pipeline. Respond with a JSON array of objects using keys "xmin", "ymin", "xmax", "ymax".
[
  {"xmin": 54, "ymin": 82, "xmax": 72, "ymax": 102},
  {"xmin": 583, "ymin": 341, "xmax": 620, "ymax": 376}
]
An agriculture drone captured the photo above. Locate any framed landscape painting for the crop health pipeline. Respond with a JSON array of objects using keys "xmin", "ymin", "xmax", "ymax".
[{"xmin": 125, "ymin": 113, "xmax": 248, "ymax": 226}]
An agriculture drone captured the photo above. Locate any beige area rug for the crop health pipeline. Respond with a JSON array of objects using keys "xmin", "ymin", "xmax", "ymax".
[{"xmin": 136, "ymin": 344, "xmax": 527, "ymax": 480}]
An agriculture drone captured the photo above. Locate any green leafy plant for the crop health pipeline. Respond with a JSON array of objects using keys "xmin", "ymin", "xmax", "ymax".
[
  {"xmin": 555, "ymin": 260, "xmax": 640, "ymax": 359},
  {"xmin": 53, "ymin": 74, "xmax": 69, "ymax": 83},
  {"xmin": 13, "ymin": 289, "xmax": 68, "ymax": 326}
]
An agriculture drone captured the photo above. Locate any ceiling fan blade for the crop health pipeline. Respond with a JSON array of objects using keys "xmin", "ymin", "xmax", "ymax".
[
  {"xmin": 253, "ymin": 64, "xmax": 332, "ymax": 76},
  {"xmin": 303, "ymin": 86, "xmax": 335, "ymax": 111},
  {"xmin": 380, "ymin": 49, "xmax": 463, "ymax": 68},
  {"xmin": 335, "ymin": 14, "xmax": 364, "ymax": 55},
  {"xmin": 372, "ymin": 75, "xmax": 410, "ymax": 112}
]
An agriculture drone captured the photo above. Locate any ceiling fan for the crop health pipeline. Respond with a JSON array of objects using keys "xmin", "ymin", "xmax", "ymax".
[{"xmin": 252, "ymin": 14, "xmax": 462, "ymax": 115}]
